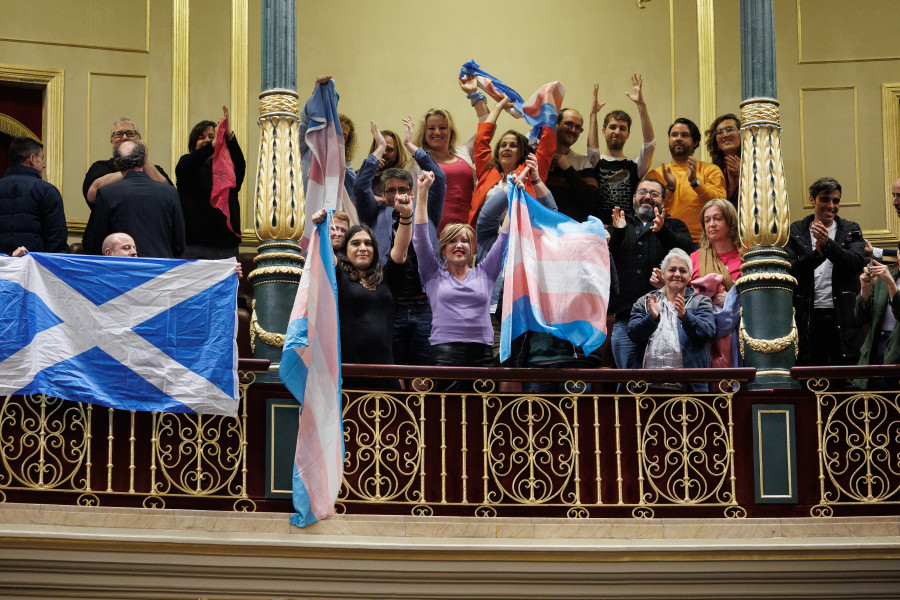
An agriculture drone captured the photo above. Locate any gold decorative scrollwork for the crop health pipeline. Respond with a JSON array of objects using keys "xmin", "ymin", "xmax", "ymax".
[
  {"xmin": 255, "ymin": 113, "xmax": 306, "ymax": 241},
  {"xmin": 152, "ymin": 411, "xmax": 245, "ymax": 497},
  {"xmin": 412, "ymin": 504, "xmax": 433, "ymax": 516},
  {"xmin": 485, "ymin": 395, "xmax": 577, "ymax": 504},
  {"xmin": 143, "ymin": 495, "xmax": 165, "ymax": 509},
  {"xmin": 250, "ymin": 299, "xmax": 285, "ymax": 353},
  {"xmin": 342, "ymin": 392, "xmax": 423, "ymax": 502},
  {"xmin": 625, "ymin": 380, "xmax": 650, "ymax": 395},
  {"xmin": 738, "ymin": 312, "xmax": 798, "ymax": 358},
  {"xmin": 816, "ymin": 392, "xmax": 900, "ymax": 504},
  {"xmin": 252, "ymin": 252, "xmax": 302, "ymax": 263},
  {"xmin": 636, "ymin": 394, "xmax": 734, "ymax": 505},
  {"xmin": 246, "ymin": 265, "xmax": 303, "ymax": 281},
  {"xmin": 724, "ymin": 505, "xmax": 747, "ymax": 518},
  {"xmin": 410, "ymin": 378, "xmax": 434, "ymax": 393},
  {"xmin": 473, "ymin": 379, "xmax": 496, "ymax": 394},
  {"xmin": 334, "ymin": 501, "xmax": 346, "ymax": 514},
  {"xmin": 811, "ymin": 504, "xmax": 833, "ymax": 517},
  {"xmin": 567, "ymin": 506, "xmax": 589, "ymax": 519},
  {"xmin": 0, "ymin": 489, "xmax": 5, "ymax": 502},
  {"xmin": 77, "ymin": 493, "xmax": 99, "ymax": 507},
  {"xmin": 0, "ymin": 394, "xmax": 87, "ymax": 490},
  {"xmin": 807, "ymin": 378, "xmax": 831, "ymax": 393},
  {"xmin": 233, "ymin": 498, "xmax": 256, "ymax": 512},
  {"xmin": 632, "ymin": 506, "xmax": 654, "ymax": 519},
  {"xmin": 734, "ymin": 272, "xmax": 797, "ymax": 287},
  {"xmin": 475, "ymin": 504, "xmax": 497, "ymax": 517}
]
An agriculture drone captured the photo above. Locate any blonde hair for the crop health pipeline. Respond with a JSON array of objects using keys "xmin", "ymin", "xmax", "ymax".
[
  {"xmin": 698, "ymin": 198, "xmax": 741, "ymax": 250},
  {"xmin": 414, "ymin": 109, "xmax": 459, "ymax": 156},
  {"xmin": 438, "ymin": 223, "xmax": 476, "ymax": 268},
  {"xmin": 338, "ymin": 114, "xmax": 356, "ymax": 163}
]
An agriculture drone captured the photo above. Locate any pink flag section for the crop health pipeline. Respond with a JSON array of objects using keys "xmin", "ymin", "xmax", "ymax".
[
  {"xmin": 210, "ymin": 120, "xmax": 240, "ymax": 236},
  {"xmin": 500, "ymin": 182, "xmax": 610, "ymax": 363},
  {"xmin": 282, "ymin": 217, "xmax": 343, "ymax": 527}
]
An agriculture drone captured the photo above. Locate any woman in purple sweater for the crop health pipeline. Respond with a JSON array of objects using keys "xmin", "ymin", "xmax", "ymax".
[{"xmin": 413, "ymin": 170, "xmax": 509, "ymax": 366}]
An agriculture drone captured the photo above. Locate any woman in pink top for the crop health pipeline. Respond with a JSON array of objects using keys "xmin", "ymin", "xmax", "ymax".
[{"xmin": 411, "ymin": 76, "xmax": 489, "ymax": 234}]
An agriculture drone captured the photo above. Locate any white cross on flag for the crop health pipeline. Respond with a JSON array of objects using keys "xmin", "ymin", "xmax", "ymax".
[{"xmin": 0, "ymin": 253, "xmax": 239, "ymax": 416}]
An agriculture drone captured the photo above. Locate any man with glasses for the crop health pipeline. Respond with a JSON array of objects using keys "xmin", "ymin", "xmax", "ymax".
[
  {"xmin": 545, "ymin": 107, "xmax": 601, "ymax": 223},
  {"xmin": 587, "ymin": 74, "xmax": 656, "ymax": 225},
  {"xmin": 608, "ymin": 177, "xmax": 692, "ymax": 370},
  {"xmin": 352, "ymin": 124, "xmax": 446, "ymax": 365},
  {"xmin": 82, "ymin": 118, "xmax": 173, "ymax": 210}
]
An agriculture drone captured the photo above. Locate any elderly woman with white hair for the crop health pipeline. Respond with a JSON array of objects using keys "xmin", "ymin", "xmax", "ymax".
[{"xmin": 627, "ymin": 247, "xmax": 716, "ymax": 392}]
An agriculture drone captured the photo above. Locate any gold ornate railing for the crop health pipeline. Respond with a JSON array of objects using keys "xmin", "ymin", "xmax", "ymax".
[
  {"xmin": 0, "ymin": 360, "xmax": 268, "ymax": 511},
  {"xmin": 794, "ymin": 366, "xmax": 900, "ymax": 517}
]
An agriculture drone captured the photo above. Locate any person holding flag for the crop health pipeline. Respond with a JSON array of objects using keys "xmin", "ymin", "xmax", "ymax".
[{"xmin": 175, "ymin": 106, "xmax": 246, "ymax": 259}]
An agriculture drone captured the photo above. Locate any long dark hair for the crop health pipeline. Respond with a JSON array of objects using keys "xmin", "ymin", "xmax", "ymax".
[
  {"xmin": 338, "ymin": 224, "xmax": 383, "ymax": 287},
  {"xmin": 705, "ymin": 113, "xmax": 740, "ymax": 169}
]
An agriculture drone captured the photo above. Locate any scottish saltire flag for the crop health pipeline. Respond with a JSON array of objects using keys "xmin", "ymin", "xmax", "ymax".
[
  {"xmin": 0, "ymin": 253, "xmax": 239, "ymax": 416},
  {"xmin": 459, "ymin": 60, "xmax": 565, "ymax": 143},
  {"xmin": 301, "ymin": 80, "xmax": 350, "ymax": 250},
  {"xmin": 500, "ymin": 180, "xmax": 611, "ymax": 362},
  {"xmin": 210, "ymin": 116, "xmax": 240, "ymax": 236},
  {"xmin": 281, "ymin": 215, "xmax": 343, "ymax": 527}
]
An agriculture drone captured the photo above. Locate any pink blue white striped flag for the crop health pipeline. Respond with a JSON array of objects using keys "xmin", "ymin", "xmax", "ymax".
[
  {"xmin": 301, "ymin": 80, "xmax": 346, "ymax": 251},
  {"xmin": 282, "ymin": 215, "xmax": 343, "ymax": 527},
  {"xmin": 500, "ymin": 180, "xmax": 610, "ymax": 362},
  {"xmin": 459, "ymin": 60, "xmax": 565, "ymax": 143}
]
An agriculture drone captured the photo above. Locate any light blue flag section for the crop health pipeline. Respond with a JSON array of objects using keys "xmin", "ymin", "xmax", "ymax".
[{"xmin": 0, "ymin": 253, "xmax": 239, "ymax": 416}]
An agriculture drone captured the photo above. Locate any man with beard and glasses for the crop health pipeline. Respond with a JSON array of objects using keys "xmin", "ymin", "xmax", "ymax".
[
  {"xmin": 544, "ymin": 107, "xmax": 601, "ymax": 223},
  {"xmin": 83, "ymin": 140, "xmax": 185, "ymax": 258},
  {"xmin": 787, "ymin": 177, "xmax": 866, "ymax": 367},
  {"xmin": 608, "ymin": 177, "xmax": 692, "ymax": 370},
  {"xmin": 647, "ymin": 117, "xmax": 725, "ymax": 244},
  {"xmin": 587, "ymin": 73, "xmax": 656, "ymax": 225}
]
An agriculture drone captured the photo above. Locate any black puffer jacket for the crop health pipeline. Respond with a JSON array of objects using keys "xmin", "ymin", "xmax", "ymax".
[{"xmin": 0, "ymin": 165, "xmax": 68, "ymax": 254}]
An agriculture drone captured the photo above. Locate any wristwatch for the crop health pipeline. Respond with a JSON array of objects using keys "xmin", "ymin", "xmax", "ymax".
[{"xmin": 690, "ymin": 178, "xmax": 701, "ymax": 188}]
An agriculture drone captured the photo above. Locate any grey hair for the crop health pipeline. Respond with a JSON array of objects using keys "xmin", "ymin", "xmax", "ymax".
[
  {"xmin": 660, "ymin": 247, "xmax": 692, "ymax": 273},
  {"xmin": 111, "ymin": 117, "xmax": 139, "ymax": 137},
  {"xmin": 113, "ymin": 140, "xmax": 146, "ymax": 171}
]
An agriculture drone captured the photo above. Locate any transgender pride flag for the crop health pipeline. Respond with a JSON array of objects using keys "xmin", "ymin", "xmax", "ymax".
[
  {"xmin": 300, "ymin": 80, "xmax": 346, "ymax": 250},
  {"xmin": 281, "ymin": 215, "xmax": 343, "ymax": 527},
  {"xmin": 500, "ymin": 180, "xmax": 610, "ymax": 363},
  {"xmin": 459, "ymin": 60, "xmax": 565, "ymax": 143}
]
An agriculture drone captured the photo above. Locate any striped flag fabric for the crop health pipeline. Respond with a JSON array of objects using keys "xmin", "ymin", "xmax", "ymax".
[
  {"xmin": 500, "ymin": 180, "xmax": 611, "ymax": 363},
  {"xmin": 0, "ymin": 253, "xmax": 239, "ymax": 416},
  {"xmin": 459, "ymin": 60, "xmax": 565, "ymax": 143},
  {"xmin": 281, "ymin": 214, "xmax": 344, "ymax": 527},
  {"xmin": 300, "ymin": 80, "xmax": 348, "ymax": 250}
]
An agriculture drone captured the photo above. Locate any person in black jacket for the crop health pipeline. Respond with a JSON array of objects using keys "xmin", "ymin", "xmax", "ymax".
[
  {"xmin": 608, "ymin": 177, "xmax": 693, "ymax": 369},
  {"xmin": 175, "ymin": 106, "xmax": 246, "ymax": 259},
  {"xmin": 786, "ymin": 177, "xmax": 866, "ymax": 366},
  {"xmin": 0, "ymin": 136, "xmax": 67, "ymax": 255}
]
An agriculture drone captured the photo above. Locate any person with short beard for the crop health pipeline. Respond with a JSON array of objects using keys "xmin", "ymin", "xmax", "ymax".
[
  {"xmin": 646, "ymin": 118, "xmax": 725, "ymax": 243},
  {"xmin": 587, "ymin": 74, "xmax": 656, "ymax": 224},
  {"xmin": 82, "ymin": 140, "xmax": 185, "ymax": 258},
  {"xmin": 608, "ymin": 177, "xmax": 692, "ymax": 370}
]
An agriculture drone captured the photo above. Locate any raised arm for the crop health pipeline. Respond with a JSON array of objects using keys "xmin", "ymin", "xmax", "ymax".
[
  {"xmin": 587, "ymin": 83, "xmax": 605, "ymax": 154},
  {"xmin": 390, "ymin": 192, "xmax": 414, "ymax": 264},
  {"xmin": 460, "ymin": 74, "xmax": 489, "ymax": 119},
  {"xmin": 486, "ymin": 95, "xmax": 512, "ymax": 126},
  {"xmin": 414, "ymin": 171, "xmax": 434, "ymax": 225},
  {"xmin": 351, "ymin": 121, "xmax": 387, "ymax": 226},
  {"xmin": 626, "ymin": 74, "xmax": 654, "ymax": 146}
]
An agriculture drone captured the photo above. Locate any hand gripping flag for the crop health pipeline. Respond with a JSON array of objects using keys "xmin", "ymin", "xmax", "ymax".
[
  {"xmin": 210, "ymin": 117, "xmax": 241, "ymax": 237},
  {"xmin": 500, "ymin": 180, "xmax": 611, "ymax": 362},
  {"xmin": 459, "ymin": 60, "xmax": 565, "ymax": 143},
  {"xmin": 0, "ymin": 253, "xmax": 239, "ymax": 416},
  {"xmin": 281, "ymin": 214, "xmax": 343, "ymax": 527},
  {"xmin": 300, "ymin": 80, "xmax": 349, "ymax": 251}
]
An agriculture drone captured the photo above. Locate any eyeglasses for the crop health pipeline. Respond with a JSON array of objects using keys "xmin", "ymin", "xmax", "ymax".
[
  {"xmin": 560, "ymin": 121, "xmax": 584, "ymax": 133},
  {"xmin": 635, "ymin": 189, "xmax": 661, "ymax": 199},
  {"xmin": 111, "ymin": 130, "xmax": 140, "ymax": 140},
  {"xmin": 715, "ymin": 126, "xmax": 738, "ymax": 137},
  {"xmin": 384, "ymin": 187, "xmax": 411, "ymax": 195}
]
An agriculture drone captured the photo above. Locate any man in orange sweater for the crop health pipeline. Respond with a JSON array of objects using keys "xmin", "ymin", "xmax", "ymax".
[{"xmin": 646, "ymin": 118, "xmax": 725, "ymax": 244}]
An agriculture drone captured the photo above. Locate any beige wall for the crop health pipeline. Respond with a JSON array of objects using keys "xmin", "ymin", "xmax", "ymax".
[{"xmin": 1, "ymin": 0, "xmax": 898, "ymax": 248}]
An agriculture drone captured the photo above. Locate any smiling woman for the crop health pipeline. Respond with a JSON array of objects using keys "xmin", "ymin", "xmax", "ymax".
[{"xmin": 705, "ymin": 114, "xmax": 741, "ymax": 207}]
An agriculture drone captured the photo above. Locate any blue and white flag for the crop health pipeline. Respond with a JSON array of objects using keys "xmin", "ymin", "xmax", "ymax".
[{"xmin": 0, "ymin": 253, "xmax": 239, "ymax": 416}]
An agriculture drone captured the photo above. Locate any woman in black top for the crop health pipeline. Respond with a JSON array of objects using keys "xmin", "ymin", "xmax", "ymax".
[{"xmin": 175, "ymin": 106, "xmax": 246, "ymax": 259}]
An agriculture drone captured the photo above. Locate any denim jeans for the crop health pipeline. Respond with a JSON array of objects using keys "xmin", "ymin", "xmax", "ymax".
[
  {"xmin": 610, "ymin": 318, "xmax": 640, "ymax": 369},
  {"xmin": 392, "ymin": 300, "xmax": 433, "ymax": 365}
]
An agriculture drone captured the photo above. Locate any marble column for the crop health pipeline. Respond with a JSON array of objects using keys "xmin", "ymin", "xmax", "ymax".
[
  {"xmin": 736, "ymin": 0, "xmax": 799, "ymax": 389},
  {"xmin": 247, "ymin": 0, "xmax": 305, "ymax": 379}
]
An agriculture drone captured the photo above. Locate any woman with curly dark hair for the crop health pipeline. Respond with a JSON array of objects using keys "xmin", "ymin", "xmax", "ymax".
[{"xmin": 705, "ymin": 113, "xmax": 741, "ymax": 208}]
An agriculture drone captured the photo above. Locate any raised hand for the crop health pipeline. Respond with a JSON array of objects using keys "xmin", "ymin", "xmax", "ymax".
[
  {"xmin": 591, "ymin": 83, "xmax": 606, "ymax": 116},
  {"xmin": 724, "ymin": 154, "xmax": 740, "ymax": 178},
  {"xmin": 393, "ymin": 193, "xmax": 413, "ymax": 219},
  {"xmin": 315, "ymin": 75, "xmax": 332, "ymax": 86},
  {"xmin": 402, "ymin": 114, "xmax": 418, "ymax": 153},
  {"xmin": 672, "ymin": 293, "xmax": 686, "ymax": 319},
  {"xmin": 648, "ymin": 294, "xmax": 660, "ymax": 320},
  {"xmin": 311, "ymin": 209, "xmax": 327, "ymax": 224},
  {"xmin": 687, "ymin": 156, "xmax": 697, "ymax": 184},
  {"xmin": 661, "ymin": 164, "xmax": 677, "ymax": 190},
  {"xmin": 611, "ymin": 206, "xmax": 626, "ymax": 229},
  {"xmin": 370, "ymin": 120, "xmax": 386, "ymax": 152},
  {"xmin": 650, "ymin": 207, "xmax": 665, "ymax": 232},
  {"xmin": 459, "ymin": 74, "xmax": 478, "ymax": 95},
  {"xmin": 625, "ymin": 73, "xmax": 644, "ymax": 105},
  {"xmin": 650, "ymin": 267, "xmax": 664, "ymax": 289},
  {"xmin": 418, "ymin": 170, "xmax": 435, "ymax": 193}
]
